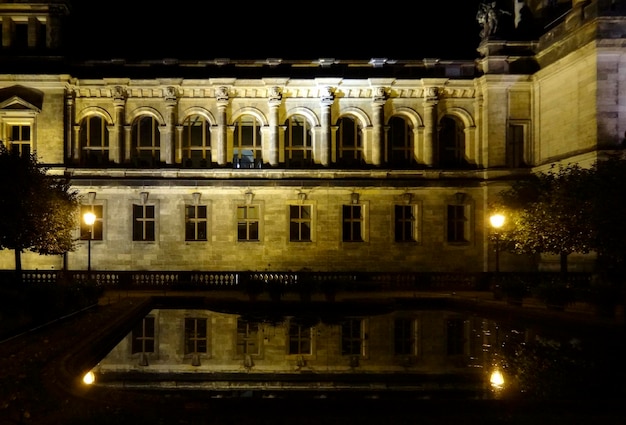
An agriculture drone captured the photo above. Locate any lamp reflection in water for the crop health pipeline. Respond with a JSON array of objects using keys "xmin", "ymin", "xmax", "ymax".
[
  {"xmin": 489, "ymin": 213, "xmax": 505, "ymax": 273},
  {"xmin": 489, "ymin": 369, "xmax": 504, "ymax": 389},
  {"xmin": 82, "ymin": 370, "xmax": 95, "ymax": 385}
]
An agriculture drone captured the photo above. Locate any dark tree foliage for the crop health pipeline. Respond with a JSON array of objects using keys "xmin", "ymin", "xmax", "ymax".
[
  {"xmin": 496, "ymin": 163, "xmax": 595, "ymax": 273},
  {"xmin": 0, "ymin": 144, "xmax": 79, "ymax": 274}
]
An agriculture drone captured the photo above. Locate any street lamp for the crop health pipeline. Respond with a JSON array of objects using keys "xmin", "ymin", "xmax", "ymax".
[
  {"xmin": 489, "ymin": 213, "xmax": 505, "ymax": 273},
  {"xmin": 83, "ymin": 211, "xmax": 96, "ymax": 272}
]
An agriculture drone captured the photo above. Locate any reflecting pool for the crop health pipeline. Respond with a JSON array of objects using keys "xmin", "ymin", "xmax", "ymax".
[{"xmin": 88, "ymin": 299, "xmax": 624, "ymax": 403}]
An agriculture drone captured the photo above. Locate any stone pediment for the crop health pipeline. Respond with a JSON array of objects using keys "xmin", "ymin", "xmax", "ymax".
[{"xmin": 0, "ymin": 85, "xmax": 43, "ymax": 112}]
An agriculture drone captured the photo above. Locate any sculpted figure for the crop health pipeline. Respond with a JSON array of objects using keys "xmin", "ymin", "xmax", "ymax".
[{"xmin": 476, "ymin": 1, "xmax": 499, "ymax": 39}]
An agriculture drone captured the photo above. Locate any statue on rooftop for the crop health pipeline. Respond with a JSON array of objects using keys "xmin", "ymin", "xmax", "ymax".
[
  {"xmin": 477, "ymin": 1, "xmax": 512, "ymax": 40},
  {"xmin": 477, "ymin": 1, "xmax": 499, "ymax": 39}
]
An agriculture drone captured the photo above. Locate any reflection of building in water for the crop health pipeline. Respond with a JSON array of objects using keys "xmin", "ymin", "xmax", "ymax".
[{"xmin": 95, "ymin": 309, "xmax": 506, "ymax": 376}]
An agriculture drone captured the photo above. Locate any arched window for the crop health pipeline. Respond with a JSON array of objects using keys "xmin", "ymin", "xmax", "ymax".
[
  {"xmin": 79, "ymin": 115, "xmax": 109, "ymax": 166},
  {"xmin": 233, "ymin": 115, "xmax": 262, "ymax": 168},
  {"xmin": 131, "ymin": 116, "xmax": 160, "ymax": 167},
  {"xmin": 438, "ymin": 115, "xmax": 466, "ymax": 168},
  {"xmin": 181, "ymin": 114, "xmax": 211, "ymax": 168},
  {"xmin": 335, "ymin": 116, "xmax": 362, "ymax": 168},
  {"xmin": 387, "ymin": 116, "xmax": 415, "ymax": 168},
  {"xmin": 284, "ymin": 115, "xmax": 312, "ymax": 168}
]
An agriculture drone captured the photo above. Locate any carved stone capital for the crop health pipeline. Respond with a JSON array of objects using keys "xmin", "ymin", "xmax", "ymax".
[
  {"xmin": 268, "ymin": 86, "xmax": 282, "ymax": 106},
  {"xmin": 372, "ymin": 86, "xmax": 387, "ymax": 103},
  {"xmin": 215, "ymin": 86, "xmax": 229, "ymax": 102},
  {"xmin": 163, "ymin": 86, "xmax": 177, "ymax": 101},
  {"xmin": 320, "ymin": 86, "xmax": 335, "ymax": 105},
  {"xmin": 424, "ymin": 86, "xmax": 439, "ymax": 101},
  {"xmin": 112, "ymin": 85, "xmax": 126, "ymax": 101}
]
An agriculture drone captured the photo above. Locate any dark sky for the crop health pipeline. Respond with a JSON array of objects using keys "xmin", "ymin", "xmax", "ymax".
[{"xmin": 68, "ymin": 1, "xmax": 484, "ymax": 61}]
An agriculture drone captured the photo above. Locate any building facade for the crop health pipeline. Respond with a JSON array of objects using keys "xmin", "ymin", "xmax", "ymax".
[{"xmin": 1, "ymin": 0, "xmax": 623, "ymax": 274}]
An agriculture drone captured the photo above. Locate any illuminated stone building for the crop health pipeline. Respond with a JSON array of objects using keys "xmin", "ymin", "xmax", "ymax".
[{"xmin": 0, "ymin": 0, "xmax": 623, "ymax": 274}]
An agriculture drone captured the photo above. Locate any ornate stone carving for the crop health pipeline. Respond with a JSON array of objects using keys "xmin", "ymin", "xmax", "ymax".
[
  {"xmin": 476, "ymin": 1, "xmax": 511, "ymax": 40},
  {"xmin": 164, "ymin": 86, "xmax": 177, "ymax": 101},
  {"xmin": 112, "ymin": 85, "xmax": 126, "ymax": 101},
  {"xmin": 320, "ymin": 86, "xmax": 335, "ymax": 103},
  {"xmin": 372, "ymin": 86, "xmax": 387, "ymax": 102},
  {"xmin": 424, "ymin": 86, "xmax": 439, "ymax": 101},
  {"xmin": 268, "ymin": 86, "xmax": 282, "ymax": 102},
  {"xmin": 215, "ymin": 86, "xmax": 229, "ymax": 102}
]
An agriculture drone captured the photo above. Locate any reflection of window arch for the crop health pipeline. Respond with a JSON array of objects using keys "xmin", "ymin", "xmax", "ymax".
[
  {"xmin": 336, "ymin": 116, "xmax": 362, "ymax": 168},
  {"xmin": 181, "ymin": 114, "xmax": 211, "ymax": 168},
  {"xmin": 233, "ymin": 115, "xmax": 262, "ymax": 168},
  {"xmin": 131, "ymin": 116, "xmax": 160, "ymax": 167},
  {"xmin": 79, "ymin": 115, "xmax": 109, "ymax": 166},
  {"xmin": 387, "ymin": 116, "xmax": 415, "ymax": 167},
  {"xmin": 284, "ymin": 115, "xmax": 312, "ymax": 168},
  {"xmin": 438, "ymin": 116, "xmax": 465, "ymax": 168}
]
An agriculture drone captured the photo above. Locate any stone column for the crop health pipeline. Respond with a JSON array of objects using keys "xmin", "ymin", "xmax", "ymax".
[
  {"xmin": 319, "ymin": 86, "xmax": 335, "ymax": 167},
  {"xmin": 112, "ymin": 86, "xmax": 126, "ymax": 164},
  {"xmin": 124, "ymin": 125, "xmax": 132, "ymax": 162},
  {"xmin": 267, "ymin": 86, "xmax": 282, "ymax": 166},
  {"xmin": 215, "ymin": 86, "xmax": 229, "ymax": 165},
  {"xmin": 72, "ymin": 125, "xmax": 79, "ymax": 162},
  {"xmin": 371, "ymin": 87, "xmax": 387, "ymax": 166},
  {"xmin": 423, "ymin": 86, "xmax": 439, "ymax": 167},
  {"xmin": 161, "ymin": 86, "xmax": 177, "ymax": 165},
  {"xmin": 65, "ymin": 90, "xmax": 75, "ymax": 163}
]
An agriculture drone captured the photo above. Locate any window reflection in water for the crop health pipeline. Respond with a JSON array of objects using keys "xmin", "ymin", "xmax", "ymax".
[{"xmin": 90, "ymin": 306, "xmax": 620, "ymax": 401}]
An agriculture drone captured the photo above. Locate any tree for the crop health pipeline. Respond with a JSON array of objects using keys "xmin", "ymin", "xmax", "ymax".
[
  {"xmin": 587, "ymin": 154, "xmax": 626, "ymax": 286},
  {"xmin": 0, "ymin": 144, "xmax": 79, "ymax": 277},
  {"xmin": 496, "ymin": 163, "xmax": 595, "ymax": 273}
]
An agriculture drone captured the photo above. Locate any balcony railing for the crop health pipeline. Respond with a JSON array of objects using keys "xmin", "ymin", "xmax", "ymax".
[{"xmin": 0, "ymin": 270, "xmax": 595, "ymax": 295}]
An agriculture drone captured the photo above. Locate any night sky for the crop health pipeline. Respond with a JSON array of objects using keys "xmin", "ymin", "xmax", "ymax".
[{"xmin": 67, "ymin": 1, "xmax": 484, "ymax": 61}]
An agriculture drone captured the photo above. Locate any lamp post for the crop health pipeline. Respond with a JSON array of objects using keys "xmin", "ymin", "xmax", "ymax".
[
  {"xmin": 489, "ymin": 213, "xmax": 505, "ymax": 273},
  {"xmin": 83, "ymin": 211, "xmax": 96, "ymax": 273}
]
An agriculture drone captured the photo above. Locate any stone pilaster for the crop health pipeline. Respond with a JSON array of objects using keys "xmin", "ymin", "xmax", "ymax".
[
  {"xmin": 370, "ymin": 87, "xmax": 387, "ymax": 166},
  {"xmin": 112, "ymin": 86, "xmax": 126, "ymax": 164},
  {"xmin": 267, "ymin": 86, "xmax": 282, "ymax": 166},
  {"xmin": 319, "ymin": 86, "xmax": 335, "ymax": 167},
  {"xmin": 423, "ymin": 86, "xmax": 439, "ymax": 166},
  {"xmin": 215, "ymin": 86, "xmax": 229, "ymax": 165},
  {"xmin": 65, "ymin": 90, "xmax": 75, "ymax": 162}
]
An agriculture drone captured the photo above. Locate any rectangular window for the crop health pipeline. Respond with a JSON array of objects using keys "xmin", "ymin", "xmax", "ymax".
[
  {"xmin": 80, "ymin": 204, "xmax": 104, "ymax": 241},
  {"xmin": 288, "ymin": 322, "xmax": 312, "ymax": 355},
  {"xmin": 447, "ymin": 204, "xmax": 467, "ymax": 243},
  {"xmin": 237, "ymin": 205, "xmax": 259, "ymax": 241},
  {"xmin": 289, "ymin": 205, "xmax": 311, "ymax": 242},
  {"xmin": 446, "ymin": 318, "xmax": 465, "ymax": 356},
  {"xmin": 131, "ymin": 316, "xmax": 155, "ymax": 354},
  {"xmin": 185, "ymin": 204, "xmax": 207, "ymax": 241},
  {"xmin": 341, "ymin": 318, "xmax": 364, "ymax": 356},
  {"xmin": 14, "ymin": 22, "xmax": 28, "ymax": 48},
  {"xmin": 394, "ymin": 318, "xmax": 418, "ymax": 356},
  {"xmin": 236, "ymin": 319, "xmax": 260, "ymax": 356},
  {"xmin": 8, "ymin": 124, "xmax": 31, "ymax": 156},
  {"xmin": 184, "ymin": 318, "xmax": 208, "ymax": 355},
  {"xmin": 342, "ymin": 205, "xmax": 363, "ymax": 242},
  {"xmin": 394, "ymin": 205, "xmax": 416, "ymax": 242},
  {"xmin": 133, "ymin": 204, "xmax": 155, "ymax": 241},
  {"xmin": 507, "ymin": 124, "xmax": 526, "ymax": 168}
]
